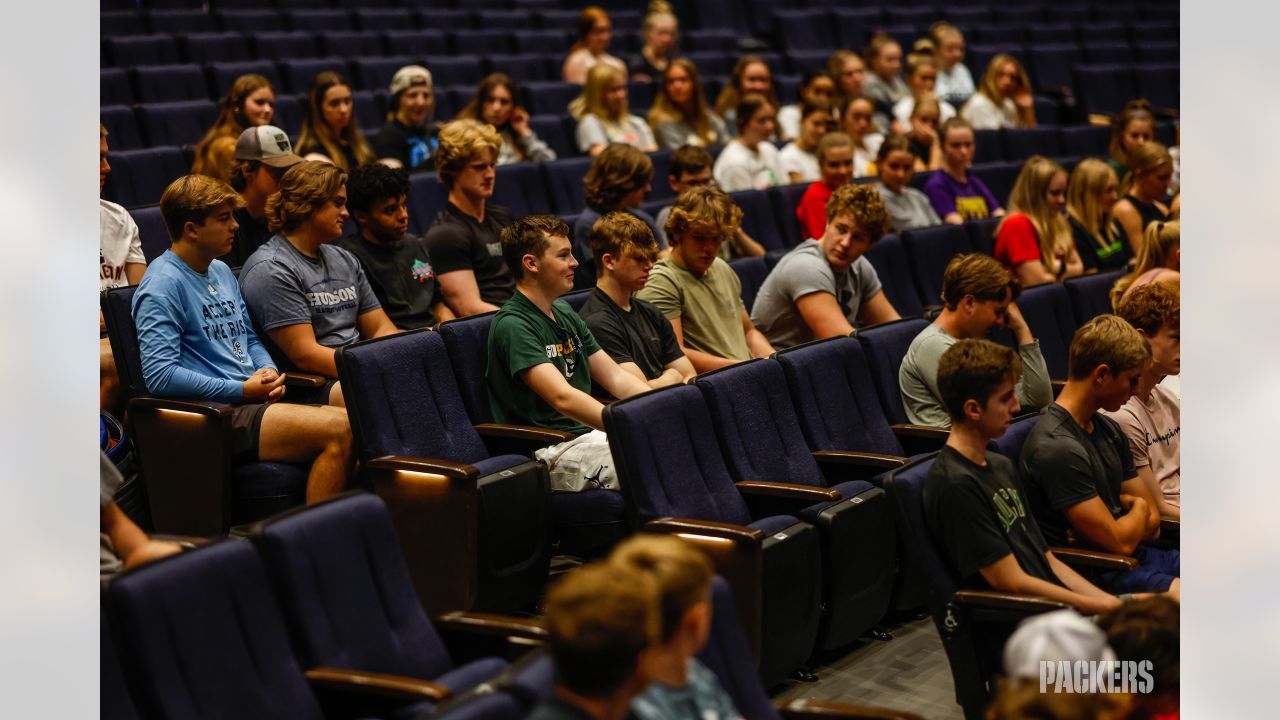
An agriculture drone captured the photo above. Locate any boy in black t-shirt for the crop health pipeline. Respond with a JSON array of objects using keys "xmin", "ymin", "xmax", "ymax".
[
  {"xmin": 1019, "ymin": 315, "xmax": 1179, "ymax": 597},
  {"xmin": 579, "ymin": 212, "xmax": 696, "ymax": 391},
  {"xmin": 336, "ymin": 164, "xmax": 452, "ymax": 330},
  {"xmin": 923, "ymin": 339, "xmax": 1122, "ymax": 615}
]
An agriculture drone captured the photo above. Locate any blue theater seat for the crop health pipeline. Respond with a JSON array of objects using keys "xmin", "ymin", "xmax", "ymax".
[
  {"xmin": 207, "ymin": 60, "xmax": 280, "ymax": 98},
  {"xmin": 1028, "ymin": 43, "xmax": 1077, "ymax": 92},
  {"xmin": 352, "ymin": 7, "xmax": 414, "ymax": 31},
  {"xmin": 1063, "ymin": 269, "xmax": 1126, "ymax": 327},
  {"xmin": 1058, "ymin": 124, "xmax": 1112, "ymax": 158},
  {"xmin": 102, "ymin": 68, "xmax": 133, "ymax": 107},
  {"xmin": 277, "ymin": 58, "xmax": 352, "ymax": 95},
  {"xmin": 1136, "ymin": 63, "xmax": 1179, "ymax": 111},
  {"xmin": 424, "ymin": 56, "xmax": 485, "ymax": 86},
  {"xmin": 1083, "ymin": 42, "xmax": 1135, "ymax": 65},
  {"xmin": 105, "ymin": 34, "xmax": 180, "ymax": 68},
  {"xmin": 127, "ymin": 207, "xmax": 170, "ymax": 264},
  {"xmin": 284, "ymin": 8, "xmax": 351, "ymax": 32},
  {"xmin": 774, "ymin": 8, "xmax": 835, "ymax": 51},
  {"xmin": 415, "ymin": 8, "xmax": 475, "ymax": 32},
  {"xmin": 101, "ymin": 105, "xmax": 144, "ymax": 152},
  {"xmin": 146, "ymin": 9, "xmax": 217, "ymax": 34},
  {"xmin": 968, "ymin": 160, "xmax": 1022, "ymax": 208},
  {"xmin": 351, "ymin": 55, "xmax": 416, "ymax": 94},
  {"xmin": 180, "ymin": 32, "xmax": 250, "ymax": 64},
  {"xmin": 100, "ymin": 147, "xmax": 189, "ymax": 209},
  {"xmin": 542, "ymin": 157, "xmax": 593, "ymax": 215},
  {"xmin": 998, "ymin": 282, "xmax": 1076, "ymax": 379},
  {"xmin": 901, "ymin": 224, "xmax": 977, "ymax": 309},
  {"xmin": 855, "ymin": 317, "xmax": 933, "ymax": 426},
  {"xmin": 863, "ymin": 234, "xmax": 926, "ymax": 318},
  {"xmin": 1001, "ymin": 126, "xmax": 1063, "ymax": 162},
  {"xmin": 318, "ymin": 30, "xmax": 385, "ymax": 59},
  {"xmin": 484, "ymin": 54, "xmax": 556, "ymax": 83},
  {"xmin": 102, "ymin": 10, "xmax": 146, "ymax": 38},
  {"xmin": 522, "ymin": 81, "xmax": 579, "ymax": 117},
  {"xmin": 768, "ymin": 182, "xmax": 809, "ymax": 248},
  {"xmin": 729, "ymin": 189, "xmax": 786, "ymax": 252},
  {"xmin": 1073, "ymin": 65, "xmax": 1137, "ymax": 115},
  {"xmin": 452, "ymin": 29, "xmax": 515, "ymax": 55},
  {"xmin": 130, "ymin": 64, "xmax": 208, "ymax": 104},
  {"xmin": 249, "ymin": 30, "xmax": 320, "ymax": 61},
  {"xmin": 384, "ymin": 29, "xmax": 450, "ymax": 57},
  {"xmin": 729, "ymin": 256, "xmax": 769, "ymax": 313},
  {"xmin": 407, "ymin": 172, "xmax": 448, "ymax": 235},
  {"xmin": 965, "ymin": 216, "xmax": 1000, "ymax": 257},
  {"xmin": 511, "ymin": 30, "xmax": 573, "ymax": 55},
  {"xmin": 215, "ymin": 8, "xmax": 282, "ymax": 33},
  {"xmin": 136, "ymin": 99, "xmax": 219, "ymax": 148}
]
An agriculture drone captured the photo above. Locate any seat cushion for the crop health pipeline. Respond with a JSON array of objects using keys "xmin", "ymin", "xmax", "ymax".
[
  {"xmin": 230, "ymin": 462, "xmax": 307, "ymax": 525},
  {"xmin": 434, "ymin": 656, "xmax": 510, "ymax": 694},
  {"xmin": 472, "ymin": 454, "xmax": 532, "ymax": 477},
  {"xmin": 798, "ymin": 479, "xmax": 876, "ymax": 524},
  {"xmin": 748, "ymin": 515, "xmax": 802, "ymax": 536}
]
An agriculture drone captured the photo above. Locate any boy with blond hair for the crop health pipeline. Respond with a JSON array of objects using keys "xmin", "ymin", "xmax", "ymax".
[
  {"xmin": 425, "ymin": 118, "xmax": 515, "ymax": 316},
  {"xmin": 579, "ymin": 212, "xmax": 695, "ymax": 389},
  {"xmin": 637, "ymin": 186, "xmax": 774, "ymax": 372},
  {"xmin": 133, "ymin": 175, "xmax": 354, "ymax": 503},
  {"xmin": 1020, "ymin": 315, "xmax": 1179, "ymax": 596}
]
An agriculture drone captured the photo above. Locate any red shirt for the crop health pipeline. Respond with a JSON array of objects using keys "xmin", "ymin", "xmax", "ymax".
[
  {"xmin": 796, "ymin": 181, "xmax": 834, "ymax": 242},
  {"xmin": 994, "ymin": 213, "xmax": 1042, "ymax": 269}
]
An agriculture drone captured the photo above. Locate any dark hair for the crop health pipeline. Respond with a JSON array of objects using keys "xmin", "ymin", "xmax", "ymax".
[
  {"xmin": 1097, "ymin": 597, "xmax": 1180, "ymax": 717},
  {"xmin": 346, "ymin": 164, "xmax": 410, "ymax": 215},
  {"xmin": 669, "ymin": 144, "xmax": 713, "ymax": 178},
  {"xmin": 876, "ymin": 133, "xmax": 913, "ymax": 163},
  {"xmin": 733, "ymin": 93, "xmax": 774, "ymax": 134},
  {"xmin": 228, "ymin": 160, "xmax": 259, "ymax": 193},
  {"xmin": 940, "ymin": 254, "xmax": 1020, "ymax": 309},
  {"xmin": 159, "ymin": 174, "xmax": 245, "ymax": 242},
  {"xmin": 937, "ymin": 339, "xmax": 1023, "ymax": 422},
  {"xmin": 500, "ymin": 214, "xmax": 572, "ymax": 281},
  {"xmin": 584, "ymin": 144, "xmax": 654, "ymax": 209},
  {"xmin": 590, "ymin": 211, "xmax": 658, "ymax": 273}
]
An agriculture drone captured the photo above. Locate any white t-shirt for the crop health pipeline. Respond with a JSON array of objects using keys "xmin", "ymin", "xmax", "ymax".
[
  {"xmin": 854, "ymin": 133, "xmax": 884, "ymax": 179},
  {"xmin": 936, "ymin": 64, "xmax": 976, "ymax": 107},
  {"xmin": 100, "ymin": 199, "xmax": 144, "ymax": 291},
  {"xmin": 777, "ymin": 103, "xmax": 803, "ymax": 141},
  {"xmin": 713, "ymin": 140, "xmax": 784, "ymax": 192},
  {"xmin": 778, "ymin": 142, "xmax": 820, "ymax": 183},
  {"xmin": 960, "ymin": 93, "xmax": 1017, "ymax": 130},
  {"xmin": 892, "ymin": 96, "xmax": 957, "ymax": 128}
]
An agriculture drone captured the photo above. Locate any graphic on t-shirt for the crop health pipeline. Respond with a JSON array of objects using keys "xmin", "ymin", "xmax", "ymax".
[
  {"xmin": 955, "ymin": 196, "xmax": 991, "ymax": 220},
  {"xmin": 545, "ymin": 331, "xmax": 583, "ymax": 378},
  {"xmin": 991, "ymin": 486, "xmax": 1028, "ymax": 534},
  {"xmin": 411, "ymin": 258, "xmax": 435, "ymax": 283}
]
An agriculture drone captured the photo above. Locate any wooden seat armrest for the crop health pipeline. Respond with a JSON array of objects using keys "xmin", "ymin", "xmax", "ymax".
[
  {"xmin": 474, "ymin": 423, "xmax": 575, "ymax": 444},
  {"xmin": 952, "ymin": 590, "xmax": 1069, "ymax": 614},
  {"xmin": 367, "ymin": 455, "xmax": 479, "ymax": 481},
  {"xmin": 735, "ymin": 480, "xmax": 841, "ymax": 502},
  {"xmin": 812, "ymin": 450, "xmax": 910, "ymax": 471},
  {"xmin": 432, "ymin": 611, "xmax": 547, "ymax": 643},
  {"xmin": 1051, "ymin": 547, "xmax": 1139, "ymax": 572},
  {"xmin": 1051, "ymin": 379, "xmax": 1067, "ymax": 395},
  {"xmin": 305, "ymin": 667, "xmax": 450, "ymax": 702},
  {"xmin": 888, "ymin": 424, "xmax": 949, "ymax": 441},
  {"xmin": 283, "ymin": 372, "xmax": 327, "ymax": 388},
  {"xmin": 779, "ymin": 698, "xmax": 927, "ymax": 720},
  {"xmin": 129, "ymin": 396, "xmax": 234, "ymax": 416},
  {"xmin": 644, "ymin": 517, "xmax": 764, "ymax": 543}
]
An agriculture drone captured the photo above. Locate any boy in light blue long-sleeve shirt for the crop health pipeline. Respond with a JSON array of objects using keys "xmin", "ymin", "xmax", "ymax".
[{"xmin": 131, "ymin": 174, "xmax": 354, "ymax": 503}]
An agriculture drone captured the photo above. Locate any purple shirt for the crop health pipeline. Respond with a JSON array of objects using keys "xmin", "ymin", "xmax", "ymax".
[{"xmin": 922, "ymin": 171, "xmax": 1003, "ymax": 221}]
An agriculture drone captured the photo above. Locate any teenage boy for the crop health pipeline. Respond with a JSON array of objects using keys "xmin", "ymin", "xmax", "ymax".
[
  {"xmin": 793, "ymin": 132, "xmax": 856, "ymax": 242},
  {"xmin": 637, "ymin": 186, "xmax": 774, "ymax": 373},
  {"xmin": 336, "ymin": 164, "xmax": 452, "ymax": 330},
  {"xmin": 221, "ymin": 125, "xmax": 303, "ymax": 268},
  {"xmin": 751, "ymin": 183, "xmax": 900, "ymax": 349},
  {"xmin": 425, "ymin": 119, "xmax": 515, "ymax": 317},
  {"xmin": 100, "ymin": 123, "xmax": 145, "ymax": 413},
  {"xmin": 529, "ymin": 562, "xmax": 660, "ymax": 720},
  {"xmin": 133, "ymin": 174, "xmax": 354, "ymax": 503},
  {"xmin": 654, "ymin": 145, "xmax": 764, "ymax": 259},
  {"xmin": 239, "ymin": 161, "xmax": 399, "ymax": 405},
  {"xmin": 923, "ymin": 339, "xmax": 1122, "ymax": 615},
  {"xmin": 900, "ymin": 253, "xmax": 1053, "ymax": 427},
  {"xmin": 1019, "ymin": 316, "xmax": 1179, "ymax": 596},
  {"xmin": 371, "ymin": 65, "xmax": 439, "ymax": 172},
  {"xmin": 579, "ymin": 212, "xmax": 696, "ymax": 389},
  {"xmin": 486, "ymin": 215, "xmax": 651, "ymax": 492},
  {"xmin": 1104, "ymin": 281, "xmax": 1181, "ymax": 518}
]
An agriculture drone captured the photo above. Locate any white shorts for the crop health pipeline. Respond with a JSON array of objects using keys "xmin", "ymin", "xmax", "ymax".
[{"xmin": 534, "ymin": 429, "xmax": 619, "ymax": 492}]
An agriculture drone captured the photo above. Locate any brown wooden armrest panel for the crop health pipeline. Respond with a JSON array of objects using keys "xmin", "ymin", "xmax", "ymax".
[
  {"xmin": 305, "ymin": 667, "xmax": 450, "ymax": 702},
  {"xmin": 368, "ymin": 455, "xmax": 479, "ymax": 481},
  {"xmin": 150, "ymin": 534, "xmax": 212, "ymax": 549},
  {"xmin": 812, "ymin": 450, "xmax": 910, "ymax": 471},
  {"xmin": 283, "ymin": 372, "xmax": 327, "ymax": 388},
  {"xmin": 130, "ymin": 396, "xmax": 234, "ymax": 416},
  {"xmin": 1051, "ymin": 547, "xmax": 1139, "ymax": 572},
  {"xmin": 952, "ymin": 590, "xmax": 1069, "ymax": 614},
  {"xmin": 473, "ymin": 423, "xmax": 575, "ymax": 444},
  {"xmin": 888, "ymin": 424, "xmax": 949, "ymax": 441},
  {"xmin": 1051, "ymin": 379, "xmax": 1067, "ymax": 395},
  {"xmin": 432, "ymin": 611, "xmax": 547, "ymax": 642},
  {"xmin": 645, "ymin": 517, "xmax": 765, "ymax": 543},
  {"xmin": 735, "ymin": 481, "xmax": 840, "ymax": 502},
  {"xmin": 780, "ymin": 698, "xmax": 927, "ymax": 720},
  {"xmin": 1161, "ymin": 518, "xmax": 1180, "ymax": 532}
]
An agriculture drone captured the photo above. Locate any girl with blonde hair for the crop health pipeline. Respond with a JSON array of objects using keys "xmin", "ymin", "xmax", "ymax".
[
  {"xmin": 1067, "ymin": 159, "xmax": 1131, "ymax": 272},
  {"xmin": 961, "ymin": 54, "xmax": 1036, "ymax": 130},
  {"xmin": 930, "ymin": 22, "xmax": 975, "ymax": 106},
  {"xmin": 296, "ymin": 71, "xmax": 375, "ymax": 172},
  {"xmin": 628, "ymin": 1, "xmax": 679, "ymax": 83},
  {"xmin": 572, "ymin": 63, "xmax": 657, "ymax": 156},
  {"xmin": 191, "ymin": 74, "xmax": 276, "ymax": 182},
  {"xmin": 1108, "ymin": 100, "xmax": 1156, "ymax": 179},
  {"xmin": 648, "ymin": 58, "xmax": 727, "ymax": 149},
  {"xmin": 994, "ymin": 155, "xmax": 1081, "ymax": 285},
  {"xmin": 1111, "ymin": 220, "xmax": 1179, "ymax": 305},
  {"xmin": 563, "ymin": 6, "xmax": 627, "ymax": 85},
  {"xmin": 1112, "ymin": 140, "xmax": 1173, "ymax": 254}
]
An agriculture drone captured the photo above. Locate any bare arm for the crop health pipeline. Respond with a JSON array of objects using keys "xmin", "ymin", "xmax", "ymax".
[
  {"xmin": 1004, "ymin": 301, "xmax": 1036, "ymax": 345},
  {"xmin": 669, "ymin": 316, "xmax": 738, "ymax": 373},
  {"xmin": 103, "ymin": 501, "xmax": 182, "ymax": 570},
  {"xmin": 742, "ymin": 308, "xmax": 775, "ymax": 359},
  {"xmin": 1112, "ymin": 200, "xmax": 1146, "ymax": 256},
  {"xmin": 587, "ymin": 349, "xmax": 652, "ymax": 400},
  {"xmin": 268, "ymin": 323, "xmax": 338, "ymax": 378},
  {"xmin": 1120, "ymin": 476, "xmax": 1164, "ymax": 538},
  {"xmin": 1064, "ymin": 495, "xmax": 1150, "ymax": 556},
  {"xmin": 795, "ymin": 291, "xmax": 854, "ymax": 340},
  {"xmin": 437, "ymin": 270, "xmax": 502, "ymax": 317},
  {"xmin": 356, "ymin": 308, "xmax": 400, "ymax": 340},
  {"xmin": 943, "ymin": 212, "xmax": 964, "ymax": 225},
  {"xmin": 732, "ymin": 228, "xmax": 766, "ymax": 257},
  {"xmin": 787, "ymin": 171, "xmax": 806, "ymax": 184},
  {"xmin": 1045, "ymin": 553, "xmax": 1124, "ymax": 608},
  {"xmin": 980, "ymin": 553, "xmax": 1120, "ymax": 615},
  {"xmin": 125, "ymin": 263, "xmax": 146, "ymax": 285},
  {"xmin": 1013, "ymin": 260, "xmax": 1057, "ymax": 287},
  {"xmin": 856, "ymin": 289, "xmax": 901, "ymax": 326},
  {"xmin": 617, "ymin": 358, "xmax": 693, "ymax": 389},
  {"xmin": 1133, "ymin": 465, "xmax": 1179, "ymax": 520},
  {"xmin": 522, "ymin": 362, "xmax": 606, "ymax": 431}
]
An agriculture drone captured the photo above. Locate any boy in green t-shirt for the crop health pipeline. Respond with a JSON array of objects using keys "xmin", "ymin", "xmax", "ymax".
[{"xmin": 486, "ymin": 215, "xmax": 651, "ymax": 491}]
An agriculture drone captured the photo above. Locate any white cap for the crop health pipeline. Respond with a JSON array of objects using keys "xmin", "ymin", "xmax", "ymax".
[{"xmin": 1003, "ymin": 609, "xmax": 1117, "ymax": 680}]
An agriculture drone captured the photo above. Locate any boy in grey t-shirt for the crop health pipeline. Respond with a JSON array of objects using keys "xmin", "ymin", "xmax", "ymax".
[
  {"xmin": 238, "ymin": 162, "xmax": 399, "ymax": 399},
  {"xmin": 750, "ymin": 184, "xmax": 900, "ymax": 348}
]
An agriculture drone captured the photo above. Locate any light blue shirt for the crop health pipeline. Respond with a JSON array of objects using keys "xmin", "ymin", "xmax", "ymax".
[
  {"xmin": 630, "ymin": 658, "xmax": 743, "ymax": 720},
  {"xmin": 133, "ymin": 250, "xmax": 274, "ymax": 402}
]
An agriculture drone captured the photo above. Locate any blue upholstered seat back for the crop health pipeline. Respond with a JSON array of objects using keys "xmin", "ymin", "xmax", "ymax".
[
  {"xmin": 695, "ymin": 360, "xmax": 827, "ymax": 488},
  {"xmin": 855, "ymin": 317, "xmax": 932, "ymax": 425},
  {"xmin": 255, "ymin": 493, "xmax": 454, "ymax": 680},
  {"xmin": 339, "ymin": 329, "xmax": 489, "ymax": 464},
  {"xmin": 106, "ymin": 541, "xmax": 324, "ymax": 719},
  {"xmin": 775, "ymin": 337, "xmax": 906, "ymax": 457},
  {"xmin": 604, "ymin": 385, "xmax": 752, "ymax": 526},
  {"xmin": 988, "ymin": 414, "xmax": 1041, "ymax": 462},
  {"xmin": 884, "ymin": 455, "xmax": 958, "ymax": 603},
  {"xmin": 439, "ymin": 312, "xmax": 498, "ymax": 424}
]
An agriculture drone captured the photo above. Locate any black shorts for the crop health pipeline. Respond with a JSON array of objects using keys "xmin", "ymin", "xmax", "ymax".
[
  {"xmin": 229, "ymin": 403, "xmax": 269, "ymax": 464},
  {"xmin": 282, "ymin": 378, "xmax": 339, "ymax": 406}
]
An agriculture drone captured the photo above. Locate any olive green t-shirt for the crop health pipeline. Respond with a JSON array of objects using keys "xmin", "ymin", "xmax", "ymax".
[
  {"xmin": 635, "ymin": 257, "xmax": 751, "ymax": 363},
  {"xmin": 486, "ymin": 290, "xmax": 601, "ymax": 436}
]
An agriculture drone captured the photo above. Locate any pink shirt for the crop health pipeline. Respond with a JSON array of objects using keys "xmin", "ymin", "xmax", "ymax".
[{"xmin": 1104, "ymin": 383, "xmax": 1181, "ymax": 508}]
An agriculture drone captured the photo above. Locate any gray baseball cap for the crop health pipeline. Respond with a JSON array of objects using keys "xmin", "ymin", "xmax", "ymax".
[{"xmin": 234, "ymin": 125, "xmax": 303, "ymax": 168}]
